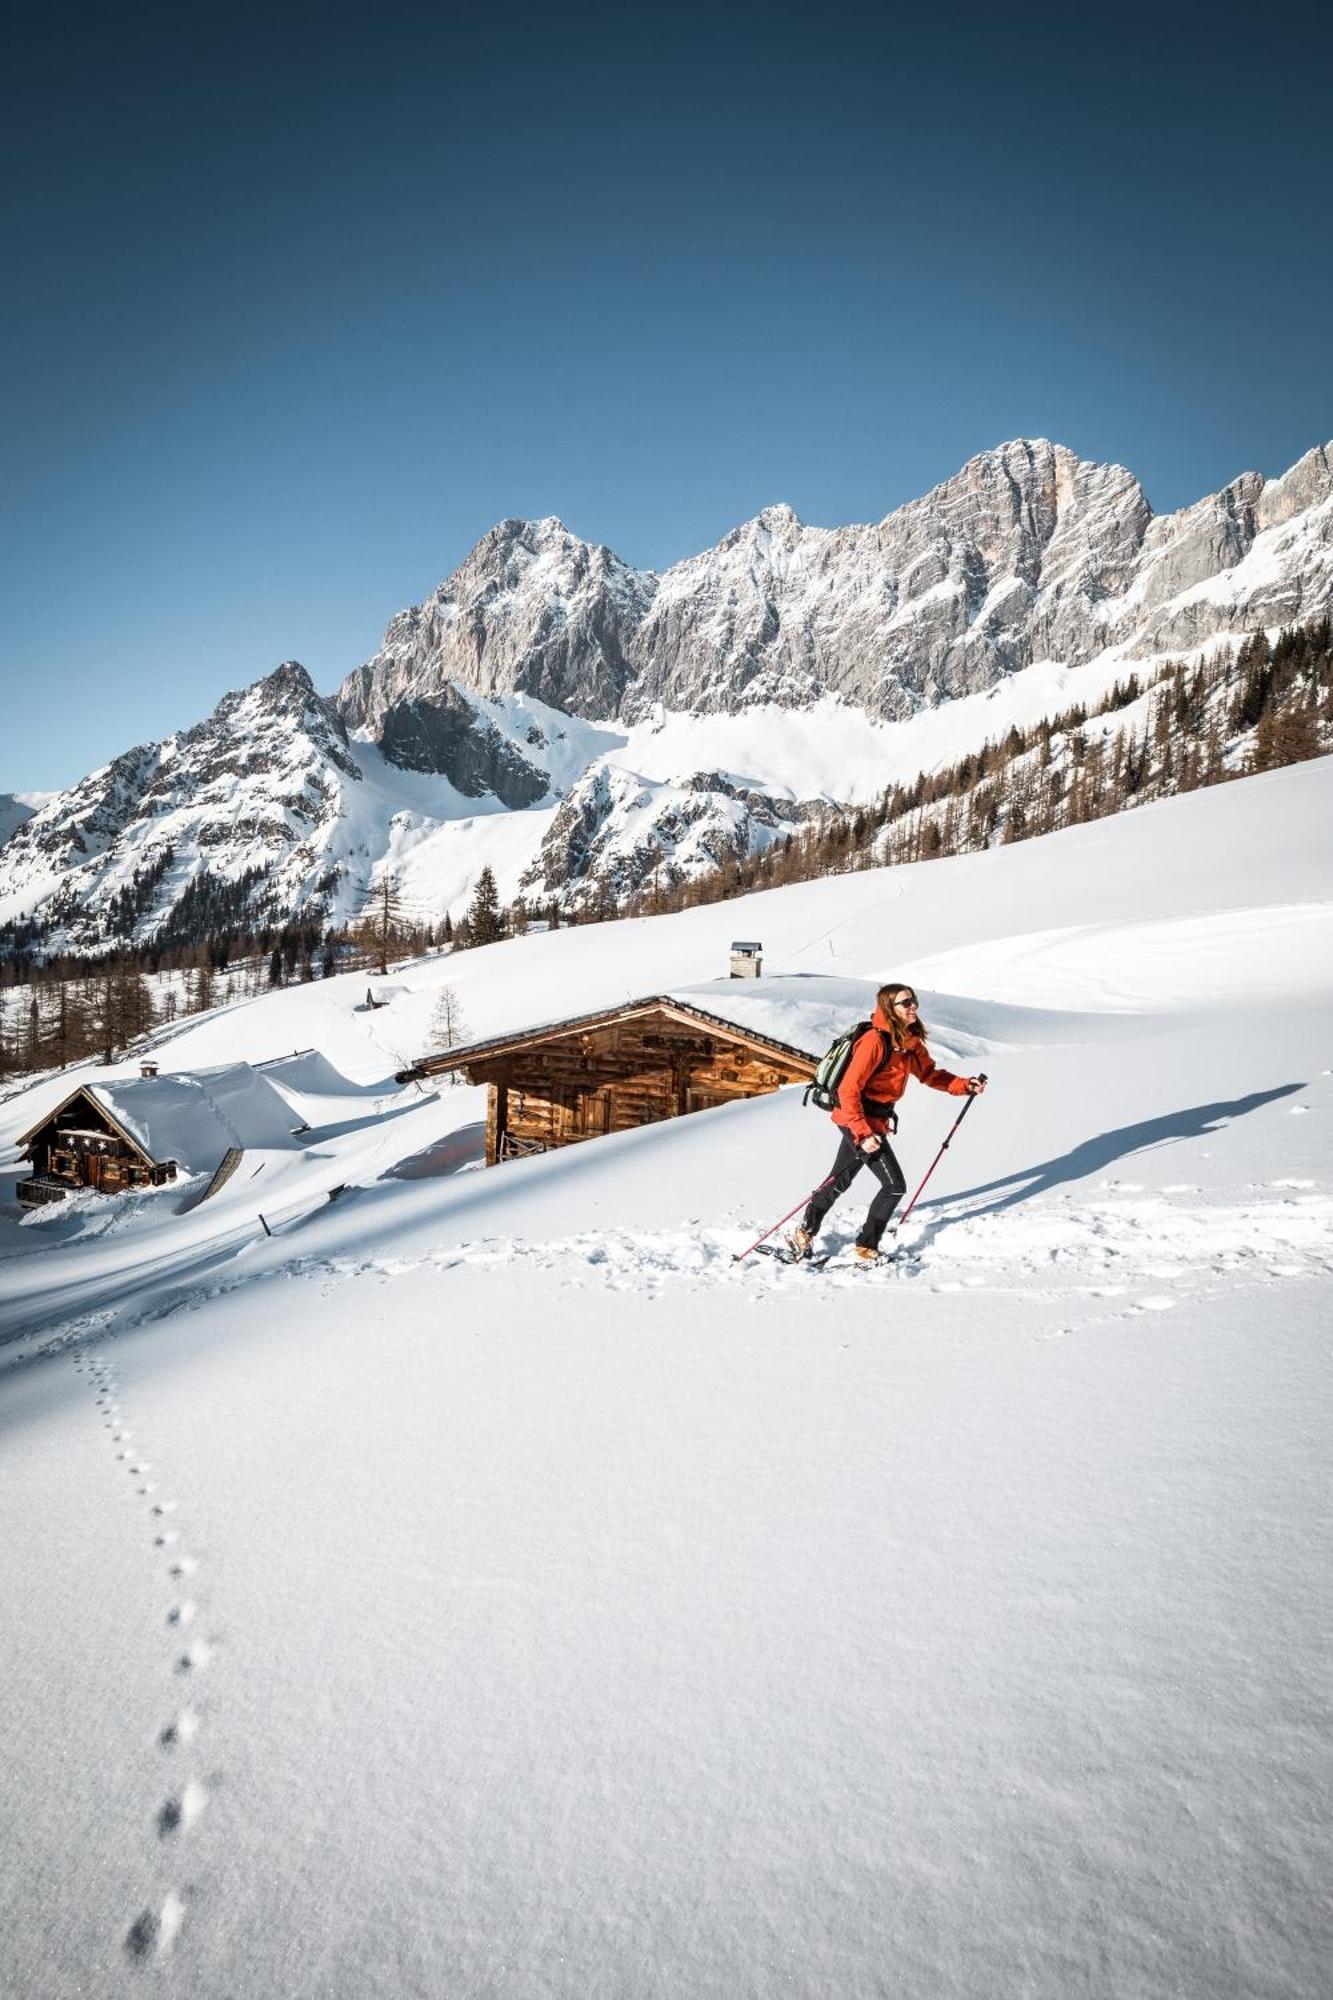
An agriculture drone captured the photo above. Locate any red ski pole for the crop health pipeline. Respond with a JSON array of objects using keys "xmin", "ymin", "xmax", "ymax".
[
  {"xmin": 732, "ymin": 1170, "xmax": 840, "ymax": 1263},
  {"xmin": 889, "ymin": 1074, "xmax": 987, "ymax": 1243}
]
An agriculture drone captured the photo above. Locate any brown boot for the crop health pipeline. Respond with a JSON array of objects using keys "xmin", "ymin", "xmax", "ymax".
[
  {"xmin": 787, "ymin": 1225, "xmax": 815, "ymax": 1261},
  {"xmin": 854, "ymin": 1243, "xmax": 884, "ymax": 1265}
]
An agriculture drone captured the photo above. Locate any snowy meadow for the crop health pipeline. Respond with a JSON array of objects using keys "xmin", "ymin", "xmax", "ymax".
[{"xmin": 1, "ymin": 758, "xmax": 1330, "ymax": 1998}]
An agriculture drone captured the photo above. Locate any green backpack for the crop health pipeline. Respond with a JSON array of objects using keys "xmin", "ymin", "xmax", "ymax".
[{"xmin": 803, "ymin": 1021, "xmax": 886, "ymax": 1111}]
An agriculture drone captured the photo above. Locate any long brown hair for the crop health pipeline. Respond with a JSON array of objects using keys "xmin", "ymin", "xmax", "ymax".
[{"xmin": 876, "ymin": 981, "xmax": 927, "ymax": 1051}]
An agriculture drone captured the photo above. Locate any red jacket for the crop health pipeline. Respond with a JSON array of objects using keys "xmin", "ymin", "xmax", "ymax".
[{"xmin": 834, "ymin": 1004, "xmax": 969, "ymax": 1142}]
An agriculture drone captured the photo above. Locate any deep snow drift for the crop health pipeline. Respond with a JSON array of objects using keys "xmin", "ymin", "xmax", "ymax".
[{"xmin": 1, "ymin": 759, "xmax": 1330, "ymax": 1999}]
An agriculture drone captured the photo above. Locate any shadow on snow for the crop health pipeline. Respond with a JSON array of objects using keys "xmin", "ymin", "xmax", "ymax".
[{"xmin": 922, "ymin": 1084, "xmax": 1306, "ymax": 1236}]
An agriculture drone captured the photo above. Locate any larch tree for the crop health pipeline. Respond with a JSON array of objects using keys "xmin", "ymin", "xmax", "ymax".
[{"xmin": 428, "ymin": 985, "xmax": 469, "ymax": 1079}]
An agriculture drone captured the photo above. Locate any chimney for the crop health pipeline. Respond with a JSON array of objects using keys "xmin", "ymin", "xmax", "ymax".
[{"xmin": 729, "ymin": 940, "xmax": 762, "ymax": 980}]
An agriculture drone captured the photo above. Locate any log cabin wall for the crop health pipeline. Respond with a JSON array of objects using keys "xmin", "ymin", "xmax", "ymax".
[{"xmin": 466, "ymin": 1012, "xmax": 811, "ymax": 1166}]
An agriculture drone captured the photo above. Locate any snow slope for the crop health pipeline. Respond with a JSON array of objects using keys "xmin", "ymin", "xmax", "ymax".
[{"xmin": 1, "ymin": 759, "xmax": 1330, "ymax": 1998}]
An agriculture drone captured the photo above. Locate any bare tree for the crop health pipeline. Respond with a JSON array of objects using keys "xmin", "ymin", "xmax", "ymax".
[{"xmin": 428, "ymin": 984, "xmax": 469, "ymax": 1081}]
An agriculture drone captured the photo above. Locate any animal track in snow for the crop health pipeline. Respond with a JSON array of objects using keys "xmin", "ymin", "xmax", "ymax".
[
  {"xmin": 125, "ymin": 1891, "xmax": 186, "ymax": 1960},
  {"xmin": 157, "ymin": 1780, "xmax": 208, "ymax": 1838},
  {"xmin": 159, "ymin": 1709, "xmax": 200, "ymax": 1749},
  {"xmin": 70, "ymin": 1333, "xmax": 221, "ymax": 1975}
]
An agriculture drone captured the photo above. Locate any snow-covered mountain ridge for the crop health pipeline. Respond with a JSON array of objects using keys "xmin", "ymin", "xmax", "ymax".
[
  {"xmin": 339, "ymin": 438, "xmax": 1333, "ymax": 728},
  {"xmin": 3, "ymin": 438, "xmax": 1329, "ymax": 954}
]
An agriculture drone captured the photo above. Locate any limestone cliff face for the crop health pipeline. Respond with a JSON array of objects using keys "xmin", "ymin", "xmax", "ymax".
[
  {"xmin": 336, "ymin": 439, "xmax": 1333, "ymax": 738},
  {"xmin": 337, "ymin": 518, "xmax": 653, "ymax": 729}
]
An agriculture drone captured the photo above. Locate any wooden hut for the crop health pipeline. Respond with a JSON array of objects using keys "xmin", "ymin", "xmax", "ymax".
[
  {"xmin": 17, "ymin": 1086, "xmax": 179, "ymax": 1206},
  {"xmin": 399, "ymin": 995, "xmax": 816, "ymax": 1167},
  {"xmin": 16, "ymin": 1063, "xmax": 304, "ymax": 1208}
]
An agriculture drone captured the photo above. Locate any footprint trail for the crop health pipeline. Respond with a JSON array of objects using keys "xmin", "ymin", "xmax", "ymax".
[{"xmin": 69, "ymin": 1321, "xmax": 224, "ymax": 1969}]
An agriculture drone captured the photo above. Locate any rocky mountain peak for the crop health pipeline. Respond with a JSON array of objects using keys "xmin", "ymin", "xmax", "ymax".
[
  {"xmin": 1256, "ymin": 442, "xmax": 1333, "ymax": 531},
  {"xmin": 714, "ymin": 503, "xmax": 807, "ymax": 558},
  {"xmin": 186, "ymin": 660, "xmax": 358, "ymax": 780},
  {"xmin": 262, "ymin": 658, "xmax": 319, "ymax": 700},
  {"xmin": 0, "ymin": 658, "xmax": 368, "ymax": 951},
  {"xmin": 332, "ymin": 436, "xmax": 1331, "ymax": 739}
]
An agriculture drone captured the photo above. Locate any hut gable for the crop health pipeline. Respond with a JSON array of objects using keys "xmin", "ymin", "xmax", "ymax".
[{"xmin": 404, "ymin": 991, "xmax": 817, "ymax": 1167}]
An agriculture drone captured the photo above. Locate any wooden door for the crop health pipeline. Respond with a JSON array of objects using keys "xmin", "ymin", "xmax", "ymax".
[{"xmin": 581, "ymin": 1089, "xmax": 613, "ymax": 1136}]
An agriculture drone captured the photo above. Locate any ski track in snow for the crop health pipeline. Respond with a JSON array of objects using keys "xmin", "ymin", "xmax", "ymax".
[
  {"xmin": 282, "ymin": 1180, "xmax": 1333, "ymax": 1332},
  {"xmin": 68, "ymin": 1321, "xmax": 217, "ymax": 1967}
]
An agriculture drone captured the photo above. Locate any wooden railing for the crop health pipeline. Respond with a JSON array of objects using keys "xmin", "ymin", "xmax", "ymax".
[{"xmin": 498, "ymin": 1133, "xmax": 549, "ymax": 1162}]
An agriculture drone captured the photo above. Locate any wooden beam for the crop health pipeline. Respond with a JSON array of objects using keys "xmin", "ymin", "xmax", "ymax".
[{"xmin": 485, "ymin": 1082, "xmax": 508, "ymax": 1168}]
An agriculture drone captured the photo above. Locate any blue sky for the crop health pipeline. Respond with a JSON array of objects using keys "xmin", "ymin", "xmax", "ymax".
[{"xmin": 3, "ymin": 0, "xmax": 1329, "ymax": 791}]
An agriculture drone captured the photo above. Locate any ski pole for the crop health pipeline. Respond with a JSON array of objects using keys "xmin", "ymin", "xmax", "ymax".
[
  {"xmin": 732, "ymin": 1171, "xmax": 840, "ymax": 1263},
  {"xmin": 890, "ymin": 1074, "xmax": 987, "ymax": 1239}
]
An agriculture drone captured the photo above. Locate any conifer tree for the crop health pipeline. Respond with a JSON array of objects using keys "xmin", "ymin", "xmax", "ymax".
[
  {"xmin": 368, "ymin": 873, "xmax": 404, "ymax": 976},
  {"xmin": 465, "ymin": 867, "xmax": 505, "ymax": 948}
]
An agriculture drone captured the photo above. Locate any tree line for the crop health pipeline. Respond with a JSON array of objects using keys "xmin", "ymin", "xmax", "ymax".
[
  {"xmin": 0, "ymin": 863, "xmax": 547, "ymax": 1083},
  {"xmin": 619, "ymin": 618, "xmax": 1333, "ymax": 919}
]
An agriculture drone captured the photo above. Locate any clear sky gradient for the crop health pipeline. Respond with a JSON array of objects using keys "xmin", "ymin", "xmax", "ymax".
[{"xmin": 3, "ymin": 0, "xmax": 1329, "ymax": 791}]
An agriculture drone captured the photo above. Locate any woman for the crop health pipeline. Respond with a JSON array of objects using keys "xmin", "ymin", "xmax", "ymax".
[{"xmin": 790, "ymin": 983, "xmax": 986, "ymax": 1264}]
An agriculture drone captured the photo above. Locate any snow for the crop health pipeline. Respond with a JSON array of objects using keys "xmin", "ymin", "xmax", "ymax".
[
  {"xmin": 1, "ymin": 758, "xmax": 1331, "ymax": 1997},
  {"xmin": 73, "ymin": 1064, "xmax": 308, "ymax": 1176}
]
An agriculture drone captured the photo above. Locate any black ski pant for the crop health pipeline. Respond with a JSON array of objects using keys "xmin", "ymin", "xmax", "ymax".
[{"xmin": 803, "ymin": 1130, "xmax": 907, "ymax": 1249}]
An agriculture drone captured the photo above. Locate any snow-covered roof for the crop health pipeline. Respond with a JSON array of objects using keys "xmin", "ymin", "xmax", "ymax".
[
  {"xmin": 31, "ymin": 1064, "xmax": 305, "ymax": 1177},
  {"xmin": 663, "ymin": 976, "xmax": 878, "ymax": 1059},
  {"xmin": 407, "ymin": 975, "xmax": 874, "ymax": 1075}
]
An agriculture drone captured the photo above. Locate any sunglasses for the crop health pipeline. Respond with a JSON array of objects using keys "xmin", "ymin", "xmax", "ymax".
[{"xmin": 893, "ymin": 994, "xmax": 918, "ymax": 1008}]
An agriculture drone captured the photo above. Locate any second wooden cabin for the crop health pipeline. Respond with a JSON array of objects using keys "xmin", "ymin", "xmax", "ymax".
[
  {"xmin": 16, "ymin": 1061, "xmax": 307, "ymax": 1208},
  {"xmin": 399, "ymin": 993, "xmax": 816, "ymax": 1166}
]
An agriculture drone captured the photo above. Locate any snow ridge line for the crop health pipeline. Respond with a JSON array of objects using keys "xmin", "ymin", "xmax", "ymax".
[{"xmin": 69, "ymin": 1323, "xmax": 215, "ymax": 1967}]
